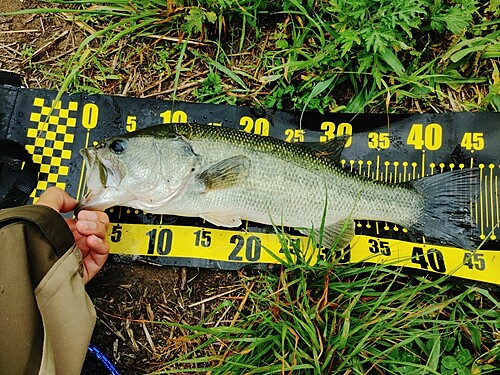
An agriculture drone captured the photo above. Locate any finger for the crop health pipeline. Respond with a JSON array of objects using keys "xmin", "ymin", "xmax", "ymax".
[
  {"xmin": 65, "ymin": 218, "xmax": 85, "ymax": 245},
  {"xmin": 77, "ymin": 210, "xmax": 109, "ymax": 228},
  {"xmin": 35, "ymin": 187, "xmax": 77, "ymax": 213},
  {"xmin": 76, "ymin": 210, "xmax": 109, "ymax": 238},
  {"xmin": 83, "ymin": 235, "xmax": 110, "ymax": 283}
]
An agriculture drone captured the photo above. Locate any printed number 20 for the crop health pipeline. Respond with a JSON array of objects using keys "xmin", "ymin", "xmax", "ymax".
[{"xmin": 229, "ymin": 235, "xmax": 261, "ymax": 262}]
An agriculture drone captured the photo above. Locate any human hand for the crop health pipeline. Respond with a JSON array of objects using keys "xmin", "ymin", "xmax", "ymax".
[{"xmin": 35, "ymin": 187, "xmax": 110, "ymax": 283}]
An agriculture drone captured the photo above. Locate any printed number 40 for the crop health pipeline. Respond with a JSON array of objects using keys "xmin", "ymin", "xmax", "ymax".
[
  {"xmin": 407, "ymin": 123, "xmax": 442, "ymax": 150},
  {"xmin": 411, "ymin": 247, "xmax": 446, "ymax": 273}
]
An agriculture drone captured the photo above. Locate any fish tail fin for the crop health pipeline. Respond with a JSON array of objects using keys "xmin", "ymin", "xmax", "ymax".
[{"xmin": 405, "ymin": 168, "xmax": 480, "ymax": 250}]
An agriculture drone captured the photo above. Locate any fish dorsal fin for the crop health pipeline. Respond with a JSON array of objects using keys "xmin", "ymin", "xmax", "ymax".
[
  {"xmin": 301, "ymin": 135, "xmax": 349, "ymax": 163},
  {"xmin": 197, "ymin": 156, "xmax": 250, "ymax": 191},
  {"xmin": 200, "ymin": 212, "xmax": 242, "ymax": 227},
  {"xmin": 300, "ymin": 219, "xmax": 355, "ymax": 250}
]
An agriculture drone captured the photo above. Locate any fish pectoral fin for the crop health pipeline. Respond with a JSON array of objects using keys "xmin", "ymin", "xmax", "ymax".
[
  {"xmin": 198, "ymin": 155, "xmax": 250, "ymax": 191},
  {"xmin": 200, "ymin": 212, "xmax": 242, "ymax": 228},
  {"xmin": 300, "ymin": 219, "xmax": 355, "ymax": 249}
]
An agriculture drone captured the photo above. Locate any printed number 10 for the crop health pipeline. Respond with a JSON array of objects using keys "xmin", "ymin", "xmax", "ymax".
[
  {"xmin": 146, "ymin": 228, "xmax": 173, "ymax": 255},
  {"xmin": 160, "ymin": 110, "xmax": 188, "ymax": 124}
]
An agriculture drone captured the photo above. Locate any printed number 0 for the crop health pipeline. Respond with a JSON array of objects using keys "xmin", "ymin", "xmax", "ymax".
[{"xmin": 82, "ymin": 103, "xmax": 99, "ymax": 129}]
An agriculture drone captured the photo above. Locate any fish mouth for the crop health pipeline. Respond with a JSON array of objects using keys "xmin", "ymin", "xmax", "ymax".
[
  {"xmin": 80, "ymin": 148, "xmax": 108, "ymax": 189},
  {"xmin": 76, "ymin": 147, "xmax": 116, "ymax": 212}
]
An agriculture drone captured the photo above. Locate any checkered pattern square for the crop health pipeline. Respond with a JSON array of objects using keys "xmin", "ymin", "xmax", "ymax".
[{"xmin": 25, "ymin": 98, "xmax": 79, "ymax": 200}]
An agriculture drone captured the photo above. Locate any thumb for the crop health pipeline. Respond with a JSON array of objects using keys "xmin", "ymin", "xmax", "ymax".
[{"xmin": 35, "ymin": 187, "xmax": 78, "ymax": 213}]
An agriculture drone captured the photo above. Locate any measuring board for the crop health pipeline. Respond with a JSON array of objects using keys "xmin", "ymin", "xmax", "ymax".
[{"xmin": 0, "ymin": 83, "xmax": 498, "ymax": 287}]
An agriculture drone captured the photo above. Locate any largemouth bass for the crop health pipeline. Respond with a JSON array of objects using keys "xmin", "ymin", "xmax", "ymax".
[{"xmin": 77, "ymin": 123, "xmax": 479, "ymax": 249}]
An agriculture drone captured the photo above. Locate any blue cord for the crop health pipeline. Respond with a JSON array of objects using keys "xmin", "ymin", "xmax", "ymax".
[{"xmin": 88, "ymin": 343, "xmax": 120, "ymax": 375}]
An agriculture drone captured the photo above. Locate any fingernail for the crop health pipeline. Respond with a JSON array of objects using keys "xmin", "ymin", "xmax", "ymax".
[
  {"xmin": 82, "ymin": 220, "xmax": 97, "ymax": 230},
  {"xmin": 92, "ymin": 235, "xmax": 103, "ymax": 243},
  {"xmin": 79, "ymin": 211, "xmax": 98, "ymax": 221}
]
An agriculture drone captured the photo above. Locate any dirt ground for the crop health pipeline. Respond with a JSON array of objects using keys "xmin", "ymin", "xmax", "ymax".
[
  {"xmin": 84, "ymin": 263, "xmax": 243, "ymax": 374},
  {"xmin": 0, "ymin": 1, "xmax": 246, "ymax": 373}
]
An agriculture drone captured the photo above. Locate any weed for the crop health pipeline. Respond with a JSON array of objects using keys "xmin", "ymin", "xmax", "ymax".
[
  {"xmin": 156, "ymin": 257, "xmax": 499, "ymax": 374},
  {"xmin": 3, "ymin": 0, "xmax": 497, "ymax": 111}
]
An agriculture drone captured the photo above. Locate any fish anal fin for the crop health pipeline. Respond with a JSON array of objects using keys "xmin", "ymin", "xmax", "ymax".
[
  {"xmin": 300, "ymin": 219, "xmax": 355, "ymax": 250},
  {"xmin": 198, "ymin": 156, "xmax": 250, "ymax": 191},
  {"xmin": 200, "ymin": 212, "xmax": 242, "ymax": 228}
]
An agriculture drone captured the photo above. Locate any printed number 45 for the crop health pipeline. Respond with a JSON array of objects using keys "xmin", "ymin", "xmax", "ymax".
[{"xmin": 463, "ymin": 252, "xmax": 486, "ymax": 271}]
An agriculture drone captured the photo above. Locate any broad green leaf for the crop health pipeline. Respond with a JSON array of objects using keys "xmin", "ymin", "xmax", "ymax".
[
  {"xmin": 379, "ymin": 48, "xmax": 405, "ymax": 76},
  {"xmin": 442, "ymin": 356, "xmax": 458, "ymax": 370}
]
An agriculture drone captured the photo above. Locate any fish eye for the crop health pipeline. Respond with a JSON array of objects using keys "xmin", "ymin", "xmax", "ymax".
[
  {"xmin": 183, "ymin": 144, "xmax": 193, "ymax": 154},
  {"xmin": 109, "ymin": 138, "xmax": 127, "ymax": 154}
]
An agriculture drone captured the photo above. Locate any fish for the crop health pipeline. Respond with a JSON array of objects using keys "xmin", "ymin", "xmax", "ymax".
[{"xmin": 77, "ymin": 123, "xmax": 480, "ymax": 250}]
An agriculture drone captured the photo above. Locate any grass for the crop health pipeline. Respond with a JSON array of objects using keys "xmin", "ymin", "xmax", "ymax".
[
  {"xmin": 3, "ymin": 0, "xmax": 499, "ymax": 112},
  {"xmin": 1, "ymin": 1, "xmax": 499, "ymax": 373},
  {"xmin": 147, "ymin": 252, "xmax": 499, "ymax": 374}
]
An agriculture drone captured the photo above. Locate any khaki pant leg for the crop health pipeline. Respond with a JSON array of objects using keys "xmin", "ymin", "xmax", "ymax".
[
  {"xmin": 0, "ymin": 223, "xmax": 44, "ymax": 374},
  {"xmin": 0, "ymin": 206, "xmax": 96, "ymax": 375}
]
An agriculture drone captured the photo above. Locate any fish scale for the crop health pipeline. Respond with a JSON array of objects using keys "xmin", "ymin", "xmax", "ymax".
[
  {"xmin": 167, "ymin": 126, "xmax": 423, "ymax": 228},
  {"xmin": 78, "ymin": 123, "xmax": 479, "ymax": 250}
]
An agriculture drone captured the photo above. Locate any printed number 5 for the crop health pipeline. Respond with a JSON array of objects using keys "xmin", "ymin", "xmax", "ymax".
[
  {"xmin": 126, "ymin": 116, "xmax": 137, "ymax": 132},
  {"xmin": 110, "ymin": 224, "xmax": 122, "ymax": 243}
]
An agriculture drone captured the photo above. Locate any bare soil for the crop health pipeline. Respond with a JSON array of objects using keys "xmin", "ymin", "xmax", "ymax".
[{"xmin": 84, "ymin": 263, "xmax": 243, "ymax": 374}]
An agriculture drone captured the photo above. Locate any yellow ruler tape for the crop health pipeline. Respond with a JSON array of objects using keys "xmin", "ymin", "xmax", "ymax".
[
  {"xmin": 107, "ymin": 223, "xmax": 499, "ymax": 285},
  {"xmin": 12, "ymin": 92, "xmax": 499, "ymax": 286}
]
